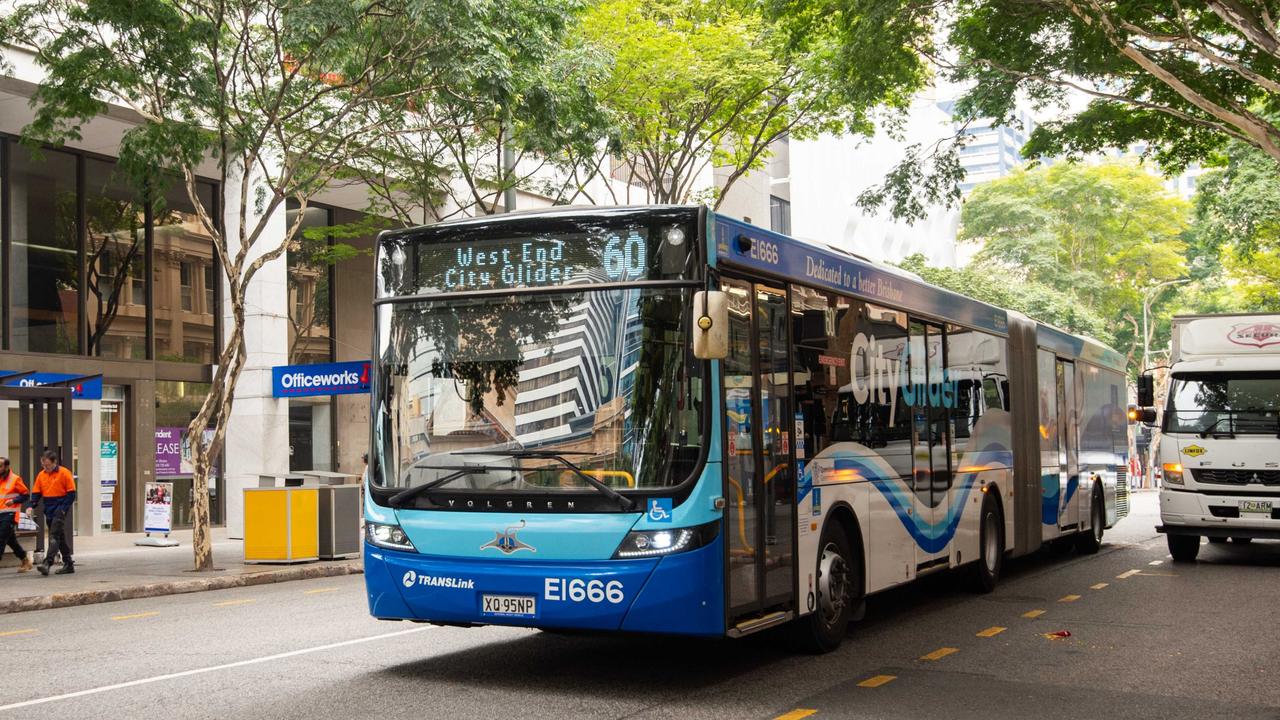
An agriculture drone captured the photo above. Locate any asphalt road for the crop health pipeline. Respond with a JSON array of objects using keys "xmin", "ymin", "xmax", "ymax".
[{"xmin": 2, "ymin": 491, "xmax": 1277, "ymax": 720}]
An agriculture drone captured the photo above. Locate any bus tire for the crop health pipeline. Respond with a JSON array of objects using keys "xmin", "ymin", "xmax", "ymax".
[
  {"xmin": 1075, "ymin": 484, "xmax": 1104, "ymax": 555},
  {"xmin": 1232, "ymin": 537, "xmax": 1253, "ymax": 544},
  {"xmin": 1168, "ymin": 534, "xmax": 1200, "ymax": 562},
  {"xmin": 793, "ymin": 522, "xmax": 860, "ymax": 654},
  {"xmin": 969, "ymin": 491, "xmax": 1003, "ymax": 594}
]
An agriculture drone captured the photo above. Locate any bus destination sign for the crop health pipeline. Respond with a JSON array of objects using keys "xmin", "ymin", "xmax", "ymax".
[{"xmin": 426, "ymin": 229, "xmax": 650, "ymax": 292}]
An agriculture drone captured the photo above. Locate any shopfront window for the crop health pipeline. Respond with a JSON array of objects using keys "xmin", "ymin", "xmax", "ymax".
[
  {"xmin": 155, "ymin": 380, "xmax": 222, "ymax": 526},
  {"xmin": 85, "ymin": 158, "xmax": 147, "ymax": 359},
  {"xmin": 154, "ymin": 182, "xmax": 218, "ymax": 363},
  {"xmin": 9, "ymin": 145, "xmax": 79, "ymax": 354}
]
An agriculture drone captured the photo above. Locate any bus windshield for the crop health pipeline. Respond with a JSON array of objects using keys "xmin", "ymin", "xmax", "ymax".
[
  {"xmin": 373, "ymin": 285, "xmax": 704, "ymax": 495},
  {"xmin": 1165, "ymin": 371, "xmax": 1280, "ymax": 435}
]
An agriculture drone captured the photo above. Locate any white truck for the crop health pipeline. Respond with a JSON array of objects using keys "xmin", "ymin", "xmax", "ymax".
[{"xmin": 1135, "ymin": 314, "xmax": 1280, "ymax": 561}]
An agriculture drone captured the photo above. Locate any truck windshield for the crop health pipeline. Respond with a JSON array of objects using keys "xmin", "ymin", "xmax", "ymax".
[
  {"xmin": 372, "ymin": 286, "xmax": 704, "ymax": 494},
  {"xmin": 1165, "ymin": 371, "xmax": 1280, "ymax": 435}
]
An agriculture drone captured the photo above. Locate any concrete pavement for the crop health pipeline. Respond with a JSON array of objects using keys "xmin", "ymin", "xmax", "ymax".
[
  {"xmin": 0, "ymin": 527, "xmax": 361, "ymax": 614},
  {"xmin": 1, "ymin": 491, "xmax": 1277, "ymax": 719}
]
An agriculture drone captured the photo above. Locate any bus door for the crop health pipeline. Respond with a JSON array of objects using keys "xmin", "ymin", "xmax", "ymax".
[
  {"xmin": 1056, "ymin": 359, "xmax": 1080, "ymax": 529},
  {"xmin": 722, "ymin": 278, "xmax": 796, "ymax": 622},
  {"xmin": 909, "ymin": 319, "xmax": 951, "ymax": 568}
]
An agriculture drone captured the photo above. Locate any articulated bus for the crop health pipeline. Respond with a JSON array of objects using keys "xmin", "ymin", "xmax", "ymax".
[{"xmin": 364, "ymin": 205, "xmax": 1130, "ymax": 652}]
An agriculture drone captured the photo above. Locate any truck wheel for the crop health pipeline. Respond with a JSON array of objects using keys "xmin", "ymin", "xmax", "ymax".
[
  {"xmin": 1168, "ymin": 534, "xmax": 1200, "ymax": 562},
  {"xmin": 1208, "ymin": 536, "xmax": 1228, "ymax": 544},
  {"xmin": 1232, "ymin": 537, "xmax": 1253, "ymax": 544},
  {"xmin": 1075, "ymin": 485, "xmax": 1104, "ymax": 555},
  {"xmin": 968, "ymin": 492, "xmax": 1003, "ymax": 593},
  {"xmin": 792, "ymin": 522, "xmax": 860, "ymax": 654}
]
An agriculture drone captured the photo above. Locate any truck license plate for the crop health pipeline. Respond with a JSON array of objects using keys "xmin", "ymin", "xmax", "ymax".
[
  {"xmin": 1240, "ymin": 500, "xmax": 1272, "ymax": 514},
  {"xmin": 482, "ymin": 594, "xmax": 536, "ymax": 617}
]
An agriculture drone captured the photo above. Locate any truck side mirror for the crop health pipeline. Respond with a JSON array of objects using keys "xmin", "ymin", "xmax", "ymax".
[
  {"xmin": 1136, "ymin": 374, "xmax": 1154, "ymax": 407},
  {"xmin": 692, "ymin": 290, "xmax": 728, "ymax": 360},
  {"xmin": 1127, "ymin": 405, "xmax": 1157, "ymax": 425}
]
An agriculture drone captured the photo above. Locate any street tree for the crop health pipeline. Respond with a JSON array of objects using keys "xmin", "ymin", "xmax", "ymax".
[
  {"xmin": 575, "ymin": 0, "xmax": 928, "ymax": 207},
  {"xmin": 854, "ymin": 1, "xmax": 1280, "ymax": 219},
  {"xmin": 2, "ymin": 0, "xmax": 544, "ymax": 570},
  {"xmin": 1194, "ymin": 138, "xmax": 1280, "ymax": 310},
  {"xmin": 959, "ymin": 162, "xmax": 1190, "ymax": 363}
]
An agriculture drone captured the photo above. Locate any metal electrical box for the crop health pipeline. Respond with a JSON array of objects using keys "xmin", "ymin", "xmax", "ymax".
[
  {"xmin": 243, "ymin": 487, "xmax": 319, "ymax": 563},
  {"xmin": 318, "ymin": 485, "xmax": 361, "ymax": 559}
]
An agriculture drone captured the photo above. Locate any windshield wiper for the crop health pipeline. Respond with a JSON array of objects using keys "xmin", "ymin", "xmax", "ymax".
[
  {"xmin": 461, "ymin": 449, "xmax": 636, "ymax": 511},
  {"xmin": 389, "ymin": 467, "xmax": 489, "ymax": 507},
  {"xmin": 1199, "ymin": 416, "xmax": 1236, "ymax": 439}
]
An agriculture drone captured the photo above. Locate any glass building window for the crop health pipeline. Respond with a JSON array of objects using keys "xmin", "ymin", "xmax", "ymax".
[
  {"xmin": 285, "ymin": 201, "xmax": 333, "ymax": 365},
  {"xmin": 85, "ymin": 158, "xmax": 147, "ymax": 359},
  {"xmin": 155, "ymin": 380, "xmax": 222, "ymax": 526},
  {"xmin": 9, "ymin": 145, "xmax": 79, "ymax": 354},
  {"xmin": 769, "ymin": 195, "xmax": 791, "ymax": 235},
  {"xmin": 153, "ymin": 181, "xmax": 217, "ymax": 363}
]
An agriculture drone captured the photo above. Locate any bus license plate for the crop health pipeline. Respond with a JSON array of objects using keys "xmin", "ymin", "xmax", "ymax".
[
  {"xmin": 482, "ymin": 594, "xmax": 536, "ymax": 618},
  {"xmin": 1240, "ymin": 500, "xmax": 1272, "ymax": 514}
]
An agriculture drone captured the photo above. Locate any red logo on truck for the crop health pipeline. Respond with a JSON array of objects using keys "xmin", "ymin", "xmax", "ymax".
[{"xmin": 1228, "ymin": 323, "xmax": 1280, "ymax": 348}]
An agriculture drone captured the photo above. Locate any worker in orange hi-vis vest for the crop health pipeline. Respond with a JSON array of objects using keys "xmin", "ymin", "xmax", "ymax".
[
  {"xmin": 28, "ymin": 450, "xmax": 76, "ymax": 575},
  {"xmin": 0, "ymin": 456, "xmax": 33, "ymax": 572}
]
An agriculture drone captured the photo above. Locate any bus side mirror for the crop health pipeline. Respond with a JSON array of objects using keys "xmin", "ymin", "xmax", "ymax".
[
  {"xmin": 692, "ymin": 290, "xmax": 728, "ymax": 359},
  {"xmin": 1136, "ymin": 374, "xmax": 1154, "ymax": 407}
]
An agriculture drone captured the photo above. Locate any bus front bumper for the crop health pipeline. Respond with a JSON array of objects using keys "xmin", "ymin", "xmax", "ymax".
[
  {"xmin": 1159, "ymin": 488, "xmax": 1280, "ymax": 539},
  {"xmin": 363, "ymin": 537, "xmax": 725, "ymax": 636}
]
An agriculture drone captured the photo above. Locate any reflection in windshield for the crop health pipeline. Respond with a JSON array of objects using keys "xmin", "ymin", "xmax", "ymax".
[
  {"xmin": 1165, "ymin": 372, "xmax": 1280, "ymax": 434},
  {"xmin": 374, "ymin": 283, "xmax": 703, "ymax": 493}
]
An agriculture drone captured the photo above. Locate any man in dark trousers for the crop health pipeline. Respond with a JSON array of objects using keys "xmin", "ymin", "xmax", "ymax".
[
  {"xmin": 27, "ymin": 450, "xmax": 76, "ymax": 575},
  {"xmin": 0, "ymin": 456, "xmax": 34, "ymax": 572}
]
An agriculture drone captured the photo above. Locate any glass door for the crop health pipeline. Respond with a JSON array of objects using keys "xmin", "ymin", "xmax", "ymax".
[
  {"xmin": 909, "ymin": 319, "xmax": 950, "ymax": 566},
  {"xmin": 723, "ymin": 278, "xmax": 796, "ymax": 618},
  {"xmin": 1056, "ymin": 360, "xmax": 1080, "ymax": 529},
  {"xmin": 100, "ymin": 388, "xmax": 126, "ymax": 532}
]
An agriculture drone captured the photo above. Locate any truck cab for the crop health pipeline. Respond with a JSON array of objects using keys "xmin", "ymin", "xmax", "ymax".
[{"xmin": 1137, "ymin": 315, "xmax": 1280, "ymax": 561}]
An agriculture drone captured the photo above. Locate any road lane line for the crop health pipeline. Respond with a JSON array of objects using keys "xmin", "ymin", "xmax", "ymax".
[
  {"xmin": 303, "ymin": 588, "xmax": 339, "ymax": 595},
  {"xmin": 1117, "ymin": 569, "xmax": 1141, "ymax": 579},
  {"xmin": 774, "ymin": 710, "xmax": 817, "ymax": 720},
  {"xmin": 1148, "ymin": 560, "xmax": 1163, "ymax": 566},
  {"xmin": 1023, "ymin": 609, "xmax": 1045, "ymax": 619},
  {"xmin": 111, "ymin": 612, "xmax": 160, "ymax": 621},
  {"xmin": 213, "ymin": 599, "xmax": 258, "ymax": 607},
  {"xmin": 0, "ymin": 626, "xmax": 433, "ymax": 713},
  {"xmin": 1090, "ymin": 583, "xmax": 1108, "ymax": 590},
  {"xmin": 1058, "ymin": 595, "xmax": 1081, "ymax": 603},
  {"xmin": 920, "ymin": 647, "xmax": 958, "ymax": 661},
  {"xmin": 976, "ymin": 626, "xmax": 1006, "ymax": 638},
  {"xmin": 0, "ymin": 629, "xmax": 37, "ymax": 638},
  {"xmin": 858, "ymin": 675, "xmax": 897, "ymax": 688}
]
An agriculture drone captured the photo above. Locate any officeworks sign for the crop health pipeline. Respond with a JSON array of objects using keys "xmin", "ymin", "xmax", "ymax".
[
  {"xmin": 0, "ymin": 371, "xmax": 103, "ymax": 400},
  {"xmin": 271, "ymin": 361, "xmax": 371, "ymax": 398}
]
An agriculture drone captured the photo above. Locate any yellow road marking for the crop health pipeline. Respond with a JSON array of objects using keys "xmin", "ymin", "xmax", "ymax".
[
  {"xmin": 1137, "ymin": 571, "xmax": 1179, "ymax": 577},
  {"xmin": 1117, "ymin": 569, "xmax": 1141, "ymax": 579},
  {"xmin": 1090, "ymin": 582, "xmax": 1108, "ymax": 590},
  {"xmin": 1148, "ymin": 560, "xmax": 1163, "ymax": 566},
  {"xmin": 213, "ymin": 598, "xmax": 258, "ymax": 607},
  {"xmin": 0, "ymin": 629, "xmax": 37, "ymax": 638},
  {"xmin": 1058, "ymin": 594, "xmax": 1081, "ymax": 603},
  {"xmin": 976, "ymin": 626, "xmax": 1006, "ymax": 638},
  {"xmin": 774, "ymin": 710, "xmax": 818, "ymax": 720},
  {"xmin": 857, "ymin": 675, "xmax": 897, "ymax": 688},
  {"xmin": 111, "ymin": 612, "xmax": 159, "ymax": 621},
  {"xmin": 920, "ymin": 647, "xmax": 959, "ymax": 661},
  {"xmin": 303, "ymin": 588, "xmax": 339, "ymax": 595},
  {"xmin": 1023, "ymin": 609, "xmax": 1046, "ymax": 619}
]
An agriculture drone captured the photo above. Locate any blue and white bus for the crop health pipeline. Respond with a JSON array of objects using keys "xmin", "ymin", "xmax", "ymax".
[{"xmin": 364, "ymin": 206, "xmax": 1130, "ymax": 652}]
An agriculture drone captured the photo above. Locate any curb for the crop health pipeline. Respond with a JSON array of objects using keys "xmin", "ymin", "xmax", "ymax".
[{"xmin": 0, "ymin": 561, "xmax": 364, "ymax": 615}]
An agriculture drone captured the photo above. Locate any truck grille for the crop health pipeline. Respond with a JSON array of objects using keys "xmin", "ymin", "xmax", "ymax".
[
  {"xmin": 1115, "ymin": 468, "xmax": 1130, "ymax": 517},
  {"xmin": 1192, "ymin": 469, "xmax": 1280, "ymax": 486}
]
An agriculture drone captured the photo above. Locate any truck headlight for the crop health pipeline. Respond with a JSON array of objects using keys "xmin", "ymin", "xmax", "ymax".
[
  {"xmin": 613, "ymin": 521, "xmax": 718, "ymax": 559},
  {"xmin": 367, "ymin": 522, "xmax": 417, "ymax": 552},
  {"xmin": 1163, "ymin": 463, "xmax": 1185, "ymax": 486}
]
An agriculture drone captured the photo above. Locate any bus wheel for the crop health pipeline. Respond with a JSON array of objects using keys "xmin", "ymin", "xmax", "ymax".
[
  {"xmin": 793, "ymin": 523, "xmax": 859, "ymax": 654},
  {"xmin": 1075, "ymin": 485, "xmax": 1104, "ymax": 555},
  {"xmin": 969, "ymin": 492, "xmax": 1003, "ymax": 594},
  {"xmin": 1168, "ymin": 534, "xmax": 1200, "ymax": 562}
]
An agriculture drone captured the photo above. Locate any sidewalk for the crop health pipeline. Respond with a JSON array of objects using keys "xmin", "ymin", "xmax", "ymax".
[{"xmin": 0, "ymin": 527, "xmax": 362, "ymax": 615}]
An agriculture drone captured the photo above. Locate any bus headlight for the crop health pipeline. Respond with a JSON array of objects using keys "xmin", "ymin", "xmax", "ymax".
[
  {"xmin": 1163, "ymin": 463, "xmax": 1185, "ymax": 485},
  {"xmin": 367, "ymin": 522, "xmax": 417, "ymax": 552},
  {"xmin": 613, "ymin": 521, "xmax": 718, "ymax": 559}
]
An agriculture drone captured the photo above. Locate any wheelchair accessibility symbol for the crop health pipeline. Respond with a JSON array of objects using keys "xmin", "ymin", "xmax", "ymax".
[{"xmin": 648, "ymin": 498, "xmax": 672, "ymax": 523}]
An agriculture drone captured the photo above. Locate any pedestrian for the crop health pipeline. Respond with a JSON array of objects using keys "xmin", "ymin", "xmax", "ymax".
[
  {"xmin": 0, "ymin": 456, "xmax": 34, "ymax": 572},
  {"xmin": 27, "ymin": 450, "xmax": 76, "ymax": 575}
]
